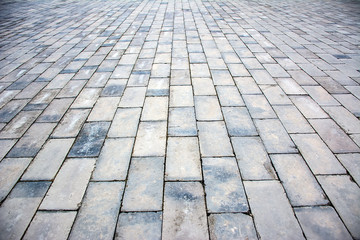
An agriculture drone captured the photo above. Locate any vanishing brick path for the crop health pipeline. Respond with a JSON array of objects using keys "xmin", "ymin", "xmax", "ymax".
[{"xmin": 0, "ymin": 0, "xmax": 359, "ymax": 239}]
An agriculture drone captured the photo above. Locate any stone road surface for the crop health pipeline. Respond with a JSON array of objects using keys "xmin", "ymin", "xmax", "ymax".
[{"xmin": 0, "ymin": 0, "xmax": 360, "ymax": 239}]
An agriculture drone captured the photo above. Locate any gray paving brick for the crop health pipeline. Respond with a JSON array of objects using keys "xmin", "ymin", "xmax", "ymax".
[
  {"xmin": 211, "ymin": 70, "xmax": 234, "ymax": 85},
  {"xmin": 310, "ymin": 119, "xmax": 360, "ymax": 153},
  {"xmin": 243, "ymin": 94, "xmax": 277, "ymax": 118},
  {"xmin": 261, "ymin": 85, "xmax": 292, "ymax": 105},
  {"xmin": 69, "ymin": 182, "xmax": 124, "ymax": 240},
  {"xmin": 7, "ymin": 123, "xmax": 56, "ymax": 158},
  {"xmin": 192, "ymin": 77, "xmax": 216, "ymax": 95},
  {"xmin": 68, "ymin": 122, "xmax": 110, "ymax": 158},
  {"xmin": 0, "ymin": 110, "xmax": 41, "ymax": 139},
  {"xmin": 133, "ymin": 121, "xmax": 166, "ymax": 157},
  {"xmin": 295, "ymin": 206, "xmax": 352, "ymax": 240},
  {"xmin": 198, "ymin": 121, "xmax": 233, "ymax": 157},
  {"xmin": 151, "ymin": 63, "xmax": 170, "ymax": 78},
  {"xmin": 190, "ymin": 63, "xmax": 211, "ymax": 78},
  {"xmin": 166, "ymin": 137, "xmax": 201, "ymax": 181},
  {"xmin": 317, "ymin": 175, "xmax": 360, "ymax": 239},
  {"xmin": 249, "ymin": 69, "xmax": 276, "ymax": 84},
  {"xmin": 315, "ymin": 77, "xmax": 349, "ymax": 94},
  {"xmin": 203, "ymin": 157, "xmax": 248, "ymax": 213},
  {"xmin": 288, "ymin": 70, "xmax": 317, "ymax": 85},
  {"xmin": 334, "ymin": 94, "xmax": 360, "ymax": 117},
  {"xmin": 208, "ymin": 213, "xmax": 257, "ymax": 240},
  {"xmin": 37, "ymin": 98, "xmax": 73, "ymax": 122},
  {"xmin": 141, "ymin": 97, "xmax": 168, "ymax": 121},
  {"xmin": 0, "ymin": 99, "xmax": 28, "ymax": 123},
  {"xmin": 0, "ymin": 182, "xmax": 50, "ymax": 240},
  {"xmin": 222, "ymin": 107, "xmax": 257, "ymax": 136},
  {"xmin": 57, "ymin": 80, "xmax": 86, "ymax": 98},
  {"xmin": 22, "ymin": 139, "xmax": 74, "ymax": 181},
  {"xmin": 162, "ymin": 182, "xmax": 209, "ymax": 240},
  {"xmin": 195, "ymin": 96, "xmax": 222, "ymax": 121},
  {"xmin": 303, "ymin": 86, "xmax": 340, "ymax": 106},
  {"xmin": 168, "ymin": 107, "xmax": 197, "ymax": 136},
  {"xmin": 234, "ymin": 77, "xmax": 262, "ymax": 94},
  {"xmin": 52, "ymin": 109, "xmax": 90, "ymax": 138},
  {"xmin": 128, "ymin": 72, "xmax": 150, "ymax": 87},
  {"xmin": 170, "ymin": 86, "xmax": 194, "ymax": 107},
  {"xmin": 273, "ymin": 105, "xmax": 314, "ymax": 133},
  {"xmin": 71, "ymin": 88, "xmax": 101, "ymax": 109},
  {"xmin": 0, "ymin": 90, "xmax": 20, "ymax": 109},
  {"xmin": 101, "ymin": 79, "xmax": 126, "ymax": 97},
  {"xmin": 108, "ymin": 108, "xmax": 141, "ymax": 138},
  {"xmin": 23, "ymin": 211, "xmax": 77, "ymax": 240},
  {"xmin": 116, "ymin": 212, "xmax": 162, "ymax": 240},
  {"xmin": 216, "ymin": 86, "xmax": 244, "ymax": 107},
  {"xmin": 170, "ymin": 69, "xmax": 191, "ymax": 85},
  {"xmin": 291, "ymin": 134, "xmax": 346, "ymax": 174},
  {"xmin": 24, "ymin": 89, "xmax": 59, "ymax": 110},
  {"xmin": 86, "ymin": 72, "xmax": 111, "ymax": 88},
  {"xmin": 119, "ymin": 87, "xmax": 146, "ymax": 108},
  {"xmin": 271, "ymin": 154, "xmax": 328, "ymax": 206},
  {"xmin": 147, "ymin": 78, "xmax": 169, "ymax": 96},
  {"xmin": 111, "ymin": 65, "xmax": 133, "ymax": 79},
  {"xmin": 40, "ymin": 158, "xmax": 95, "ymax": 210},
  {"xmin": 290, "ymin": 96, "xmax": 328, "ymax": 118},
  {"xmin": 324, "ymin": 106, "xmax": 360, "ymax": 134},
  {"xmin": 122, "ymin": 157, "xmax": 163, "ymax": 211},
  {"xmin": 255, "ymin": 119, "xmax": 297, "ymax": 153},
  {"xmin": 15, "ymin": 82, "xmax": 47, "ymax": 99},
  {"xmin": 0, "ymin": 158, "xmax": 31, "ymax": 202},
  {"xmin": 87, "ymin": 97, "xmax": 119, "ymax": 121},
  {"xmin": 275, "ymin": 78, "xmax": 307, "ymax": 95},
  {"xmin": 336, "ymin": 154, "xmax": 360, "ymax": 186},
  {"xmin": 263, "ymin": 63, "xmax": 290, "ymax": 78},
  {"xmin": 228, "ymin": 64, "xmax": 250, "ymax": 77},
  {"xmin": 244, "ymin": 181, "xmax": 305, "ymax": 240}
]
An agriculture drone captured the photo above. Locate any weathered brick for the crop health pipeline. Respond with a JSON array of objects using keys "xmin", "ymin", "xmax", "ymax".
[
  {"xmin": 141, "ymin": 97, "xmax": 168, "ymax": 121},
  {"xmin": 243, "ymin": 95, "xmax": 276, "ymax": 118},
  {"xmin": 0, "ymin": 110, "xmax": 41, "ymax": 139},
  {"xmin": 170, "ymin": 86, "xmax": 194, "ymax": 107},
  {"xmin": 336, "ymin": 153, "xmax": 360, "ymax": 186},
  {"xmin": 216, "ymin": 86, "xmax": 244, "ymax": 106},
  {"xmin": 37, "ymin": 98, "xmax": 73, "ymax": 122},
  {"xmin": 87, "ymin": 97, "xmax": 119, "ymax": 121},
  {"xmin": 290, "ymin": 96, "xmax": 328, "ymax": 118},
  {"xmin": 52, "ymin": 109, "xmax": 90, "ymax": 138},
  {"xmin": 195, "ymin": 96, "xmax": 222, "ymax": 120},
  {"xmin": 119, "ymin": 87, "xmax": 146, "ymax": 107},
  {"xmin": 273, "ymin": 105, "xmax": 314, "ymax": 133}
]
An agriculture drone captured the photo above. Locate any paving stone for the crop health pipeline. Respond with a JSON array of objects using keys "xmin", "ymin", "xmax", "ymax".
[
  {"xmin": 288, "ymin": 70, "xmax": 317, "ymax": 85},
  {"xmin": 24, "ymin": 89, "xmax": 59, "ymax": 110},
  {"xmin": 133, "ymin": 121, "xmax": 166, "ymax": 157},
  {"xmin": 211, "ymin": 70, "xmax": 234, "ymax": 85},
  {"xmin": 116, "ymin": 212, "xmax": 162, "ymax": 240},
  {"xmin": 92, "ymin": 138, "xmax": 133, "ymax": 181},
  {"xmin": 273, "ymin": 105, "xmax": 314, "ymax": 133},
  {"xmin": 166, "ymin": 137, "xmax": 201, "ymax": 181},
  {"xmin": 260, "ymin": 85, "xmax": 292, "ymax": 105},
  {"xmin": 275, "ymin": 78, "xmax": 307, "ymax": 95},
  {"xmin": 222, "ymin": 107, "xmax": 257, "ymax": 136},
  {"xmin": 192, "ymin": 77, "xmax": 216, "ymax": 95},
  {"xmin": 119, "ymin": 87, "xmax": 146, "ymax": 107},
  {"xmin": 334, "ymin": 94, "xmax": 360, "ymax": 117},
  {"xmin": 337, "ymin": 153, "xmax": 360, "ymax": 186},
  {"xmin": 0, "ymin": 139, "xmax": 16, "ymax": 160},
  {"xmin": 345, "ymin": 85, "xmax": 360, "ymax": 99},
  {"xmin": 263, "ymin": 63, "xmax": 290, "ymax": 78},
  {"xmin": 7, "ymin": 123, "xmax": 56, "ymax": 158},
  {"xmin": 255, "ymin": 119, "xmax": 297, "ymax": 153},
  {"xmin": 244, "ymin": 181, "xmax": 305, "ymax": 240},
  {"xmin": 298, "ymin": 63, "xmax": 326, "ymax": 77},
  {"xmin": 242, "ymin": 57, "xmax": 263, "ymax": 69},
  {"xmin": 111, "ymin": 65, "xmax": 133, "ymax": 79},
  {"xmin": 57, "ymin": 80, "xmax": 86, "ymax": 98},
  {"xmin": 194, "ymin": 96, "xmax": 222, "ymax": 121},
  {"xmin": 37, "ymin": 98, "xmax": 73, "ymax": 122},
  {"xmin": 295, "ymin": 206, "xmax": 353, "ymax": 240},
  {"xmin": 291, "ymin": 134, "xmax": 346, "ymax": 174},
  {"xmin": 15, "ymin": 82, "xmax": 47, "ymax": 99},
  {"xmin": 290, "ymin": 96, "xmax": 328, "ymax": 118},
  {"xmin": 243, "ymin": 95, "xmax": 277, "ymax": 118},
  {"xmin": 0, "ymin": 110, "xmax": 41, "ymax": 139},
  {"xmin": 68, "ymin": 122, "xmax": 110, "ymax": 157},
  {"xmin": 227, "ymin": 64, "xmax": 250, "ymax": 77},
  {"xmin": 147, "ymin": 78, "xmax": 169, "ymax": 96},
  {"xmin": 162, "ymin": 182, "xmax": 209, "ymax": 240},
  {"xmin": 108, "ymin": 108, "xmax": 141, "ymax": 137},
  {"xmin": 317, "ymin": 175, "xmax": 360, "ymax": 239},
  {"xmin": 249, "ymin": 69, "xmax": 276, "ymax": 84},
  {"xmin": 0, "ymin": 182, "xmax": 50, "ymax": 240},
  {"xmin": 234, "ymin": 77, "xmax": 262, "ymax": 94},
  {"xmin": 128, "ymin": 72, "xmax": 150, "ymax": 87},
  {"xmin": 101, "ymin": 79, "xmax": 126, "ymax": 96},
  {"xmin": 198, "ymin": 121, "xmax": 233, "ymax": 157},
  {"xmin": 86, "ymin": 72, "xmax": 111, "ymax": 88},
  {"xmin": 87, "ymin": 97, "xmax": 119, "ymax": 121},
  {"xmin": 190, "ymin": 63, "xmax": 211, "ymax": 78},
  {"xmin": 170, "ymin": 69, "xmax": 191, "ymax": 85},
  {"xmin": 52, "ymin": 109, "xmax": 90, "ymax": 138},
  {"xmin": 141, "ymin": 97, "xmax": 168, "ymax": 121},
  {"xmin": 315, "ymin": 77, "xmax": 349, "ymax": 94},
  {"xmin": 0, "ymin": 158, "xmax": 31, "ymax": 202},
  {"xmin": 271, "ymin": 154, "xmax": 328, "ymax": 206},
  {"xmin": 40, "ymin": 158, "xmax": 95, "ymax": 210},
  {"xmin": 71, "ymin": 88, "xmax": 101, "ymax": 108},
  {"xmin": 151, "ymin": 63, "xmax": 170, "ymax": 78},
  {"xmin": 310, "ymin": 119, "xmax": 360, "ymax": 153},
  {"xmin": 170, "ymin": 86, "xmax": 194, "ymax": 107},
  {"xmin": 23, "ymin": 211, "xmax": 77, "ymax": 240},
  {"xmin": 203, "ymin": 157, "xmax": 248, "ymax": 213},
  {"xmin": 69, "ymin": 182, "xmax": 124, "ymax": 240},
  {"xmin": 0, "ymin": 99, "xmax": 28, "ymax": 123},
  {"xmin": 324, "ymin": 106, "xmax": 360, "ymax": 134},
  {"xmin": 0, "ymin": 90, "xmax": 20, "ymax": 109},
  {"xmin": 168, "ymin": 107, "xmax": 197, "ymax": 136},
  {"xmin": 22, "ymin": 139, "xmax": 74, "ymax": 180},
  {"xmin": 216, "ymin": 86, "xmax": 244, "ymax": 106},
  {"xmin": 122, "ymin": 157, "xmax": 163, "ymax": 211},
  {"xmin": 303, "ymin": 86, "xmax": 340, "ymax": 106}
]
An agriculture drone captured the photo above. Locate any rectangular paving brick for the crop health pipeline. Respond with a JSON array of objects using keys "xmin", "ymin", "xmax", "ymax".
[
  {"xmin": 151, "ymin": 63, "xmax": 170, "ymax": 77},
  {"xmin": 290, "ymin": 96, "xmax": 328, "ymax": 118},
  {"xmin": 273, "ymin": 105, "xmax": 314, "ymax": 133},
  {"xmin": 337, "ymin": 154, "xmax": 360, "ymax": 186},
  {"xmin": 7, "ymin": 123, "xmax": 56, "ymax": 158},
  {"xmin": 101, "ymin": 79, "xmax": 126, "ymax": 97},
  {"xmin": 119, "ymin": 87, "xmax": 146, "ymax": 107},
  {"xmin": 0, "ymin": 110, "xmax": 41, "ymax": 139},
  {"xmin": 0, "ymin": 182, "xmax": 50, "ymax": 240},
  {"xmin": 0, "ymin": 99, "xmax": 28, "ymax": 123},
  {"xmin": 192, "ymin": 77, "xmax": 216, "ymax": 95},
  {"xmin": 51, "ymin": 109, "xmax": 90, "ymax": 138},
  {"xmin": 194, "ymin": 96, "xmax": 222, "ymax": 121},
  {"xmin": 203, "ymin": 157, "xmax": 248, "ymax": 213},
  {"xmin": 108, "ymin": 108, "xmax": 141, "ymax": 137},
  {"xmin": 334, "ymin": 94, "xmax": 360, "ymax": 117},
  {"xmin": 22, "ymin": 139, "xmax": 74, "ymax": 180},
  {"xmin": 228, "ymin": 63, "xmax": 250, "ymax": 77},
  {"xmin": 303, "ymin": 86, "xmax": 340, "ymax": 106},
  {"xmin": 116, "ymin": 212, "xmax": 162, "ymax": 240},
  {"xmin": 24, "ymin": 89, "xmax": 59, "ymax": 110},
  {"xmin": 309, "ymin": 119, "xmax": 360, "ymax": 153},
  {"xmin": 244, "ymin": 181, "xmax": 305, "ymax": 240},
  {"xmin": 166, "ymin": 137, "xmax": 201, "ymax": 181},
  {"xmin": 216, "ymin": 86, "xmax": 244, "ymax": 106},
  {"xmin": 40, "ymin": 158, "xmax": 95, "ymax": 210},
  {"xmin": 198, "ymin": 121, "xmax": 233, "ymax": 157},
  {"xmin": 170, "ymin": 86, "xmax": 194, "ymax": 107},
  {"xmin": 260, "ymin": 85, "xmax": 292, "ymax": 105},
  {"xmin": 92, "ymin": 138, "xmax": 134, "ymax": 181},
  {"xmin": 162, "ymin": 182, "xmax": 209, "ymax": 240},
  {"xmin": 23, "ymin": 211, "xmax": 77, "ymax": 240},
  {"xmin": 324, "ymin": 106, "xmax": 360, "ymax": 134},
  {"xmin": 71, "ymin": 88, "xmax": 101, "ymax": 108},
  {"xmin": 317, "ymin": 175, "xmax": 360, "ymax": 239},
  {"xmin": 128, "ymin": 72, "xmax": 150, "ymax": 87},
  {"xmin": 190, "ymin": 63, "xmax": 211, "ymax": 78},
  {"xmin": 222, "ymin": 107, "xmax": 257, "ymax": 136},
  {"xmin": 37, "ymin": 98, "xmax": 73, "ymax": 122},
  {"xmin": 68, "ymin": 122, "xmax": 110, "ymax": 157},
  {"xmin": 291, "ymin": 134, "xmax": 346, "ymax": 174},
  {"xmin": 295, "ymin": 206, "xmax": 352, "ymax": 240},
  {"xmin": 69, "ymin": 182, "xmax": 124, "ymax": 240},
  {"xmin": 243, "ymin": 95, "xmax": 277, "ymax": 118},
  {"xmin": 57, "ymin": 80, "xmax": 86, "ymax": 98},
  {"xmin": 211, "ymin": 69, "xmax": 234, "ymax": 85},
  {"xmin": 170, "ymin": 69, "xmax": 191, "ymax": 85},
  {"xmin": 147, "ymin": 78, "xmax": 169, "ymax": 96},
  {"xmin": 271, "ymin": 154, "xmax": 328, "ymax": 206},
  {"xmin": 168, "ymin": 107, "xmax": 197, "ymax": 136},
  {"xmin": 208, "ymin": 213, "xmax": 257, "ymax": 240},
  {"xmin": 234, "ymin": 77, "xmax": 262, "ymax": 94},
  {"xmin": 255, "ymin": 119, "xmax": 297, "ymax": 153},
  {"xmin": 133, "ymin": 121, "xmax": 167, "ymax": 157},
  {"xmin": 263, "ymin": 63, "xmax": 290, "ymax": 77},
  {"xmin": 141, "ymin": 96, "xmax": 168, "ymax": 121},
  {"xmin": 249, "ymin": 69, "xmax": 276, "ymax": 84},
  {"xmin": 275, "ymin": 78, "xmax": 307, "ymax": 95},
  {"xmin": 122, "ymin": 157, "xmax": 164, "ymax": 211},
  {"xmin": 87, "ymin": 97, "xmax": 120, "ymax": 121},
  {"xmin": 0, "ymin": 158, "xmax": 31, "ymax": 202}
]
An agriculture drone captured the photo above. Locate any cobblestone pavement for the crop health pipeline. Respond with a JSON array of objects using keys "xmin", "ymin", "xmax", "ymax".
[{"xmin": 0, "ymin": 0, "xmax": 360, "ymax": 239}]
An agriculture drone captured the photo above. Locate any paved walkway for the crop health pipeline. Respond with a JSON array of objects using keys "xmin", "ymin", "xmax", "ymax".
[{"xmin": 0, "ymin": 0, "xmax": 360, "ymax": 239}]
